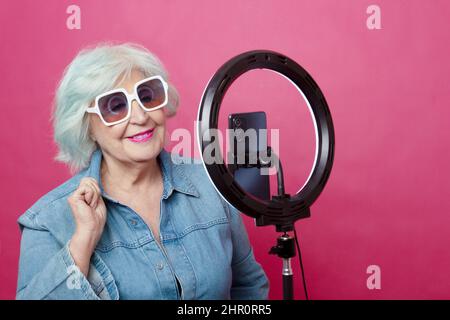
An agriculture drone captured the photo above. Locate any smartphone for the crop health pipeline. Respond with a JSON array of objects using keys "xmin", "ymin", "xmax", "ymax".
[{"xmin": 228, "ymin": 111, "xmax": 270, "ymax": 200}]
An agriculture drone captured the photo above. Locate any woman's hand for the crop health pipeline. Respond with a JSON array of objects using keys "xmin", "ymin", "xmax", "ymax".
[{"xmin": 67, "ymin": 177, "xmax": 107, "ymax": 276}]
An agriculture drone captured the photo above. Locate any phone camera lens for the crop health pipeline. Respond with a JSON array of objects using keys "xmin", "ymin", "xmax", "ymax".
[{"xmin": 234, "ymin": 117, "xmax": 241, "ymax": 127}]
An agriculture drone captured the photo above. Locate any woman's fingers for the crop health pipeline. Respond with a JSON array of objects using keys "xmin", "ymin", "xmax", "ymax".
[
  {"xmin": 74, "ymin": 179, "xmax": 98, "ymax": 207},
  {"xmin": 68, "ymin": 177, "xmax": 107, "ymax": 252},
  {"xmin": 88, "ymin": 187, "xmax": 98, "ymax": 208},
  {"xmin": 72, "ymin": 184, "xmax": 91, "ymax": 200},
  {"xmin": 81, "ymin": 185, "xmax": 95, "ymax": 206},
  {"xmin": 87, "ymin": 177, "xmax": 102, "ymax": 194},
  {"xmin": 84, "ymin": 178, "xmax": 101, "ymax": 208},
  {"xmin": 68, "ymin": 186, "xmax": 92, "ymax": 215},
  {"xmin": 68, "ymin": 177, "xmax": 105, "ymax": 215}
]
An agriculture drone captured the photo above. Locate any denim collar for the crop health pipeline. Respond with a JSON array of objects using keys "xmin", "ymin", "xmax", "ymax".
[{"xmin": 85, "ymin": 148, "xmax": 200, "ymax": 202}]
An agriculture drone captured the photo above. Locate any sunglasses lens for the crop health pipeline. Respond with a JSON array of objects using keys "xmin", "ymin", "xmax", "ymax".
[
  {"xmin": 137, "ymin": 78, "xmax": 166, "ymax": 110},
  {"xmin": 98, "ymin": 92, "xmax": 128, "ymax": 124}
]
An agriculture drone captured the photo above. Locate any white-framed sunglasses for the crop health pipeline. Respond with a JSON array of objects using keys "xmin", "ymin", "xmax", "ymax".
[{"xmin": 85, "ymin": 75, "xmax": 169, "ymax": 126}]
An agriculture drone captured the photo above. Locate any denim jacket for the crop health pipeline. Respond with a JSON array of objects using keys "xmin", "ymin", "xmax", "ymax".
[{"xmin": 16, "ymin": 148, "xmax": 269, "ymax": 300}]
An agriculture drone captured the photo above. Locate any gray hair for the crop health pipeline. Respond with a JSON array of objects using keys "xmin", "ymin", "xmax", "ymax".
[{"xmin": 52, "ymin": 42, "xmax": 179, "ymax": 173}]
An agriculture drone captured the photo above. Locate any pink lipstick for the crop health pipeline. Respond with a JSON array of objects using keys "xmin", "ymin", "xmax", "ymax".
[{"xmin": 127, "ymin": 128, "xmax": 154, "ymax": 143}]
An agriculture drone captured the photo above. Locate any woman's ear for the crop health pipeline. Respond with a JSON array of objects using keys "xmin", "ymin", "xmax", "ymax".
[
  {"xmin": 88, "ymin": 129, "xmax": 96, "ymax": 142},
  {"xmin": 86, "ymin": 116, "xmax": 96, "ymax": 142},
  {"xmin": 87, "ymin": 128, "xmax": 95, "ymax": 141}
]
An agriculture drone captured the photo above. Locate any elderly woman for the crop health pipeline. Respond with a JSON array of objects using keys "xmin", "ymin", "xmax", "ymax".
[{"xmin": 16, "ymin": 43, "xmax": 269, "ymax": 300}]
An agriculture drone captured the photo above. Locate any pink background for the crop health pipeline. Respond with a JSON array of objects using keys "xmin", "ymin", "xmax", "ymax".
[{"xmin": 1, "ymin": 0, "xmax": 449, "ymax": 299}]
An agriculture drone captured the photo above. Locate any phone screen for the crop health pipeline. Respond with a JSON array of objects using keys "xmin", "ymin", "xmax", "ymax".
[{"xmin": 228, "ymin": 111, "xmax": 270, "ymax": 200}]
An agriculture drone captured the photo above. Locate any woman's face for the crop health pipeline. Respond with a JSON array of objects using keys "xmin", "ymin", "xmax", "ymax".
[{"xmin": 88, "ymin": 69, "xmax": 167, "ymax": 165}]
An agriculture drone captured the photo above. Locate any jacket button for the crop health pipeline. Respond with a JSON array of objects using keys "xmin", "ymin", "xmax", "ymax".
[{"xmin": 157, "ymin": 262, "xmax": 164, "ymax": 270}]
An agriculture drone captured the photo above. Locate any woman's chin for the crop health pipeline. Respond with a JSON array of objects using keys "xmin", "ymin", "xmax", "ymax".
[{"xmin": 123, "ymin": 139, "xmax": 161, "ymax": 162}]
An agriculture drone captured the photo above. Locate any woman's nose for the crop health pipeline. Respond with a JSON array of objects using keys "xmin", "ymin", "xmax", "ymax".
[{"xmin": 129, "ymin": 99, "xmax": 147, "ymax": 124}]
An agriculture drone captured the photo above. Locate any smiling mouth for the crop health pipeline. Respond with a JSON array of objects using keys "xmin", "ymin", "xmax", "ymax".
[{"xmin": 127, "ymin": 128, "xmax": 154, "ymax": 143}]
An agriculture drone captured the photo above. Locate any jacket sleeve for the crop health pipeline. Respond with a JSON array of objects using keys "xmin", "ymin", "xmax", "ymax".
[
  {"xmin": 16, "ymin": 222, "xmax": 119, "ymax": 300},
  {"xmin": 226, "ymin": 203, "xmax": 270, "ymax": 300}
]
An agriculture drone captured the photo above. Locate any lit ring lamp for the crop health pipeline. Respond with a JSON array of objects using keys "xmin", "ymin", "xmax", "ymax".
[
  {"xmin": 197, "ymin": 50, "xmax": 335, "ymax": 300},
  {"xmin": 197, "ymin": 50, "xmax": 335, "ymax": 232}
]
